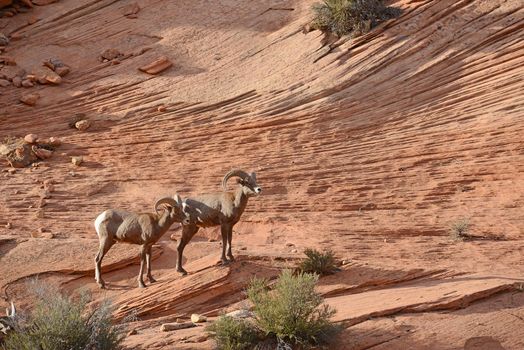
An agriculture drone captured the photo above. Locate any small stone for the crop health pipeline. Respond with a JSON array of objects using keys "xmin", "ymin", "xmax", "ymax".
[
  {"xmin": 71, "ymin": 156, "xmax": 83, "ymax": 166},
  {"xmin": 0, "ymin": 78, "xmax": 10, "ymax": 87},
  {"xmin": 0, "ymin": 33, "xmax": 9, "ymax": 46},
  {"xmin": 21, "ymin": 79, "xmax": 34, "ymax": 87},
  {"xmin": 100, "ymin": 48, "xmax": 123, "ymax": 61},
  {"xmin": 20, "ymin": 93, "xmax": 39, "ymax": 106},
  {"xmin": 190, "ymin": 314, "xmax": 207, "ymax": 323},
  {"xmin": 7, "ymin": 168, "xmax": 16, "ymax": 174},
  {"xmin": 193, "ymin": 334, "xmax": 209, "ymax": 343},
  {"xmin": 24, "ymin": 133, "xmax": 39, "ymax": 143},
  {"xmin": 54, "ymin": 65, "xmax": 70, "ymax": 77},
  {"xmin": 226, "ymin": 309, "xmax": 253, "ymax": 319},
  {"xmin": 5, "ymin": 222, "xmax": 12, "ymax": 229},
  {"xmin": 12, "ymin": 76, "xmax": 22, "ymax": 87},
  {"xmin": 69, "ymin": 171, "xmax": 76, "ymax": 177},
  {"xmin": 42, "ymin": 232, "xmax": 54, "ymax": 239},
  {"xmin": 291, "ymin": 249, "xmax": 298, "ymax": 253},
  {"xmin": 122, "ymin": 2, "xmax": 140, "ymax": 17},
  {"xmin": 32, "ymin": 147, "xmax": 53, "ymax": 159},
  {"xmin": 32, "ymin": 0, "xmax": 58, "ymax": 5},
  {"xmin": 160, "ymin": 322, "xmax": 196, "ymax": 332},
  {"xmin": 47, "ymin": 137, "xmax": 61, "ymax": 147},
  {"xmin": 157, "ymin": 105, "xmax": 166, "ymax": 112},
  {"xmin": 110, "ymin": 59, "xmax": 120, "ymax": 65},
  {"xmin": 45, "ymin": 71, "xmax": 61, "ymax": 84},
  {"xmin": 285, "ymin": 242, "xmax": 295, "ymax": 247},
  {"xmin": 75, "ymin": 119, "xmax": 91, "ymax": 131},
  {"xmin": 138, "ymin": 56, "xmax": 173, "ymax": 75}
]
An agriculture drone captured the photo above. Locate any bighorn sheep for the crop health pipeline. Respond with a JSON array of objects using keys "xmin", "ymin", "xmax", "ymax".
[
  {"xmin": 94, "ymin": 195, "xmax": 190, "ymax": 288},
  {"xmin": 0, "ymin": 302, "xmax": 16, "ymax": 340},
  {"xmin": 175, "ymin": 170, "xmax": 261, "ymax": 275}
]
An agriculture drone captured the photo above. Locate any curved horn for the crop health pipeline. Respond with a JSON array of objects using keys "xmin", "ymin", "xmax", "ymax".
[
  {"xmin": 222, "ymin": 169, "xmax": 250, "ymax": 190},
  {"xmin": 154, "ymin": 197, "xmax": 178, "ymax": 215},
  {"xmin": 8, "ymin": 302, "xmax": 15, "ymax": 318}
]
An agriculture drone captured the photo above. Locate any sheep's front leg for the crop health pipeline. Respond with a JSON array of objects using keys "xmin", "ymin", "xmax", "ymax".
[
  {"xmin": 176, "ymin": 225, "xmax": 199, "ymax": 275},
  {"xmin": 226, "ymin": 226, "xmax": 235, "ymax": 262},
  {"xmin": 137, "ymin": 245, "xmax": 147, "ymax": 288},
  {"xmin": 146, "ymin": 245, "xmax": 156, "ymax": 283},
  {"xmin": 220, "ymin": 224, "xmax": 231, "ymax": 265}
]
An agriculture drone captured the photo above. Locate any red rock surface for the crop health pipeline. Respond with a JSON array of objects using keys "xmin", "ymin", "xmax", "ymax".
[{"xmin": 0, "ymin": 0, "xmax": 523, "ymax": 349}]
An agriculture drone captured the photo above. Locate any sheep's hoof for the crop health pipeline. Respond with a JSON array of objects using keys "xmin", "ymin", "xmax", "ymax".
[
  {"xmin": 220, "ymin": 259, "xmax": 231, "ymax": 266},
  {"xmin": 177, "ymin": 268, "xmax": 187, "ymax": 276},
  {"xmin": 97, "ymin": 281, "xmax": 106, "ymax": 289},
  {"xmin": 138, "ymin": 281, "xmax": 146, "ymax": 288},
  {"xmin": 148, "ymin": 276, "xmax": 156, "ymax": 283},
  {"xmin": 227, "ymin": 255, "xmax": 235, "ymax": 262}
]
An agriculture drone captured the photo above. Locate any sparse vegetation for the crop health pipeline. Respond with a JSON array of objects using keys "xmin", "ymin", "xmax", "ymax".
[
  {"xmin": 299, "ymin": 249, "xmax": 338, "ymax": 276},
  {"xmin": 2, "ymin": 282, "xmax": 125, "ymax": 350},
  {"xmin": 450, "ymin": 218, "xmax": 470, "ymax": 241},
  {"xmin": 206, "ymin": 316, "xmax": 260, "ymax": 350},
  {"xmin": 247, "ymin": 270, "xmax": 338, "ymax": 348},
  {"xmin": 311, "ymin": 0, "xmax": 401, "ymax": 37}
]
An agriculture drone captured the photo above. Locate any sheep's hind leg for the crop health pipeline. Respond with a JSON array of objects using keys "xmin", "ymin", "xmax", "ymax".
[
  {"xmin": 137, "ymin": 245, "xmax": 147, "ymax": 288},
  {"xmin": 220, "ymin": 224, "xmax": 232, "ymax": 265},
  {"xmin": 95, "ymin": 238, "xmax": 114, "ymax": 289},
  {"xmin": 146, "ymin": 245, "xmax": 156, "ymax": 283}
]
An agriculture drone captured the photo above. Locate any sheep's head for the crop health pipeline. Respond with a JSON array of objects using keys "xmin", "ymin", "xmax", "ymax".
[
  {"xmin": 222, "ymin": 169, "xmax": 262, "ymax": 197},
  {"xmin": 154, "ymin": 195, "xmax": 190, "ymax": 225}
]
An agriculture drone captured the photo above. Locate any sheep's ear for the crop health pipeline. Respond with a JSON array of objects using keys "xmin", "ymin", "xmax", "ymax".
[
  {"xmin": 182, "ymin": 201, "xmax": 189, "ymax": 213},
  {"xmin": 173, "ymin": 194, "xmax": 182, "ymax": 205}
]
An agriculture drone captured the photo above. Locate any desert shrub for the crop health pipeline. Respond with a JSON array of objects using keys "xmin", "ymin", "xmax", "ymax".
[
  {"xmin": 206, "ymin": 316, "xmax": 259, "ymax": 350},
  {"xmin": 247, "ymin": 270, "xmax": 338, "ymax": 348},
  {"xmin": 299, "ymin": 249, "xmax": 338, "ymax": 276},
  {"xmin": 450, "ymin": 218, "xmax": 470, "ymax": 241},
  {"xmin": 2, "ymin": 283, "xmax": 124, "ymax": 350},
  {"xmin": 311, "ymin": 0, "xmax": 401, "ymax": 37}
]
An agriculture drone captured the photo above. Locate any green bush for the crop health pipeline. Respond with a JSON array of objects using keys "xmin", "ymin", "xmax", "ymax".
[
  {"xmin": 311, "ymin": 0, "xmax": 401, "ymax": 37},
  {"xmin": 247, "ymin": 270, "xmax": 338, "ymax": 347},
  {"xmin": 206, "ymin": 316, "xmax": 259, "ymax": 350},
  {"xmin": 3, "ymin": 283, "xmax": 124, "ymax": 350},
  {"xmin": 299, "ymin": 249, "xmax": 338, "ymax": 276}
]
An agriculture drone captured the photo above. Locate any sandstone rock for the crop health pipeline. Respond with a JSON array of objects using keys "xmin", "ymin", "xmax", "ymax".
[
  {"xmin": 5, "ymin": 222, "xmax": 12, "ymax": 229},
  {"xmin": 190, "ymin": 314, "xmax": 207, "ymax": 323},
  {"xmin": 43, "ymin": 57, "xmax": 64, "ymax": 70},
  {"xmin": 24, "ymin": 134, "xmax": 38, "ymax": 143},
  {"xmin": 12, "ymin": 76, "xmax": 22, "ymax": 87},
  {"xmin": 100, "ymin": 48, "xmax": 123, "ymax": 62},
  {"xmin": 40, "ymin": 136, "xmax": 61, "ymax": 147},
  {"xmin": 32, "ymin": 66, "xmax": 61, "ymax": 84},
  {"xmin": 71, "ymin": 156, "xmax": 83, "ymax": 166},
  {"xmin": 138, "ymin": 56, "xmax": 173, "ymax": 75},
  {"xmin": 54, "ymin": 65, "xmax": 70, "ymax": 76},
  {"xmin": 0, "ymin": 32, "xmax": 8, "ymax": 46},
  {"xmin": 0, "ymin": 78, "xmax": 9, "ymax": 87},
  {"xmin": 291, "ymin": 249, "xmax": 298, "ymax": 253},
  {"xmin": 160, "ymin": 322, "xmax": 196, "ymax": 332},
  {"xmin": 32, "ymin": 0, "xmax": 58, "ymax": 5},
  {"xmin": 32, "ymin": 146, "xmax": 53, "ymax": 160},
  {"xmin": 21, "ymin": 79, "xmax": 34, "ymax": 87},
  {"xmin": 226, "ymin": 309, "xmax": 253, "ymax": 319},
  {"xmin": 45, "ymin": 71, "xmax": 61, "ymax": 84},
  {"xmin": 0, "ymin": 55, "xmax": 15, "ymax": 65},
  {"xmin": 7, "ymin": 168, "xmax": 16, "ymax": 174},
  {"xmin": 75, "ymin": 119, "xmax": 91, "ymax": 131},
  {"xmin": 157, "ymin": 105, "xmax": 166, "ymax": 112},
  {"xmin": 122, "ymin": 2, "xmax": 140, "ymax": 17},
  {"xmin": 20, "ymin": 92, "xmax": 40, "ymax": 106}
]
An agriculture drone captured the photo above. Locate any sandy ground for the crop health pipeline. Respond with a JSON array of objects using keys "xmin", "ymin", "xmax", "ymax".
[{"xmin": 0, "ymin": 0, "xmax": 523, "ymax": 349}]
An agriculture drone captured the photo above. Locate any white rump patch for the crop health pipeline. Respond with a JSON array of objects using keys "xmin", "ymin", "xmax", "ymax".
[{"xmin": 94, "ymin": 211, "xmax": 107, "ymax": 236}]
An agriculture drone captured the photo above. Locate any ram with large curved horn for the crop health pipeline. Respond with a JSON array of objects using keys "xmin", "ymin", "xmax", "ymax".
[
  {"xmin": 175, "ymin": 169, "xmax": 261, "ymax": 275},
  {"xmin": 93, "ymin": 195, "xmax": 190, "ymax": 288},
  {"xmin": 0, "ymin": 301, "xmax": 16, "ymax": 340}
]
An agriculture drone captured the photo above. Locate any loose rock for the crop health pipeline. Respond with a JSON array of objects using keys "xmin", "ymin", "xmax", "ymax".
[
  {"xmin": 20, "ymin": 92, "xmax": 39, "ymax": 106},
  {"xmin": 0, "ymin": 32, "xmax": 8, "ymax": 46},
  {"xmin": 71, "ymin": 156, "xmax": 83, "ymax": 166},
  {"xmin": 122, "ymin": 2, "xmax": 140, "ymax": 17},
  {"xmin": 0, "ymin": 78, "xmax": 9, "ymax": 87},
  {"xmin": 160, "ymin": 322, "xmax": 196, "ymax": 332},
  {"xmin": 5, "ymin": 222, "xmax": 12, "ymax": 229},
  {"xmin": 99, "ymin": 48, "xmax": 123, "ymax": 62},
  {"xmin": 12, "ymin": 76, "xmax": 22, "ymax": 87},
  {"xmin": 190, "ymin": 314, "xmax": 207, "ymax": 323},
  {"xmin": 226, "ymin": 309, "xmax": 253, "ymax": 319},
  {"xmin": 24, "ymin": 133, "xmax": 38, "ymax": 143},
  {"xmin": 75, "ymin": 119, "xmax": 91, "ymax": 131},
  {"xmin": 33, "ymin": 146, "xmax": 53, "ymax": 160},
  {"xmin": 54, "ymin": 65, "xmax": 70, "ymax": 76},
  {"xmin": 138, "ymin": 56, "xmax": 173, "ymax": 75},
  {"xmin": 21, "ymin": 79, "xmax": 34, "ymax": 87}
]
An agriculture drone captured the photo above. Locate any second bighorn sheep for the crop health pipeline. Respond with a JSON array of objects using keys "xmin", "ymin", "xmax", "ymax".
[
  {"xmin": 0, "ymin": 302, "xmax": 16, "ymax": 341},
  {"xmin": 175, "ymin": 169, "xmax": 261, "ymax": 275},
  {"xmin": 94, "ymin": 195, "xmax": 190, "ymax": 289}
]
